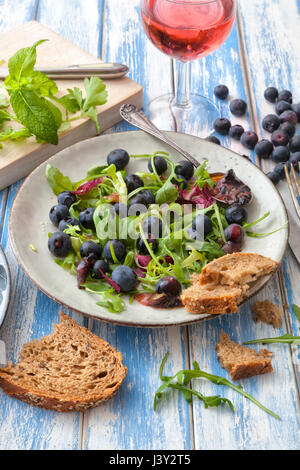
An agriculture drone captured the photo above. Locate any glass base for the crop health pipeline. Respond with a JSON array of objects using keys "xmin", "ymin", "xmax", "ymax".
[{"xmin": 144, "ymin": 93, "xmax": 219, "ymax": 137}]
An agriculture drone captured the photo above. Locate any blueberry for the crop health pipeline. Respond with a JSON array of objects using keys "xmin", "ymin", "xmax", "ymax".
[
  {"xmin": 290, "ymin": 136, "xmax": 300, "ymax": 153},
  {"xmin": 57, "ymin": 191, "xmax": 77, "ymax": 209},
  {"xmin": 290, "ymin": 152, "xmax": 300, "ymax": 171},
  {"xmin": 138, "ymin": 190, "xmax": 155, "ymax": 205},
  {"xmin": 125, "ymin": 174, "xmax": 144, "ymax": 193},
  {"xmin": 49, "ymin": 204, "xmax": 70, "ymax": 227},
  {"xmin": 111, "ymin": 266, "xmax": 137, "ymax": 292},
  {"xmin": 114, "ymin": 202, "xmax": 128, "ymax": 218},
  {"xmin": 229, "ymin": 99, "xmax": 247, "ymax": 117},
  {"xmin": 148, "ymin": 156, "xmax": 168, "ymax": 175},
  {"xmin": 264, "ymin": 87, "xmax": 278, "ymax": 103},
  {"xmin": 229, "ymin": 124, "xmax": 244, "ymax": 140},
  {"xmin": 262, "ymin": 114, "xmax": 280, "ymax": 133},
  {"xmin": 267, "ymin": 171, "xmax": 280, "ymax": 185},
  {"xmin": 58, "ymin": 216, "xmax": 80, "ymax": 232},
  {"xmin": 222, "ymin": 241, "xmax": 242, "ymax": 254},
  {"xmin": 128, "ymin": 194, "xmax": 148, "ymax": 216},
  {"xmin": 224, "ymin": 224, "xmax": 244, "ymax": 244},
  {"xmin": 107, "ymin": 149, "xmax": 129, "ymax": 171},
  {"xmin": 103, "ymin": 240, "xmax": 126, "ymax": 263},
  {"xmin": 279, "ymin": 121, "xmax": 295, "ymax": 138},
  {"xmin": 271, "ymin": 146, "xmax": 290, "ymax": 163},
  {"xmin": 142, "ymin": 216, "xmax": 163, "ymax": 238},
  {"xmin": 192, "ymin": 215, "xmax": 213, "ymax": 238},
  {"xmin": 205, "ymin": 135, "xmax": 221, "ymax": 145},
  {"xmin": 92, "ymin": 260, "xmax": 109, "ymax": 279},
  {"xmin": 225, "ymin": 205, "xmax": 247, "ymax": 225},
  {"xmin": 48, "ymin": 232, "xmax": 72, "ymax": 257},
  {"xmin": 172, "ymin": 174, "xmax": 188, "ymax": 190},
  {"xmin": 279, "ymin": 110, "xmax": 298, "ymax": 126},
  {"xmin": 271, "ymin": 130, "xmax": 289, "ymax": 147},
  {"xmin": 156, "ymin": 276, "xmax": 182, "ymax": 296},
  {"xmin": 137, "ymin": 235, "xmax": 158, "ymax": 255},
  {"xmin": 254, "ymin": 140, "xmax": 273, "ymax": 158},
  {"xmin": 175, "ymin": 160, "xmax": 194, "ymax": 180},
  {"xmin": 213, "ymin": 118, "xmax": 231, "ymax": 135},
  {"xmin": 80, "ymin": 241, "xmax": 102, "ymax": 260},
  {"xmin": 240, "ymin": 131, "xmax": 258, "ymax": 150},
  {"xmin": 79, "ymin": 208, "xmax": 95, "ymax": 230},
  {"xmin": 277, "ymin": 90, "xmax": 292, "ymax": 103},
  {"xmin": 291, "ymin": 103, "xmax": 300, "ymax": 121},
  {"xmin": 275, "ymin": 100, "xmax": 291, "ymax": 115},
  {"xmin": 214, "ymin": 84, "xmax": 229, "ymax": 100},
  {"xmin": 274, "ymin": 162, "xmax": 289, "ymax": 180}
]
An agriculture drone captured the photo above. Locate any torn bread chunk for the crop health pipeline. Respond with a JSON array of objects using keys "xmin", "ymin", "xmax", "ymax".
[
  {"xmin": 181, "ymin": 283, "xmax": 244, "ymax": 315},
  {"xmin": 253, "ymin": 299, "xmax": 283, "ymax": 329},
  {"xmin": 216, "ymin": 330, "xmax": 273, "ymax": 381}
]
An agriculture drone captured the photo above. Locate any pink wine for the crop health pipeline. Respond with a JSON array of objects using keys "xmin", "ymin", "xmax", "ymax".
[{"xmin": 141, "ymin": 0, "xmax": 235, "ymax": 61}]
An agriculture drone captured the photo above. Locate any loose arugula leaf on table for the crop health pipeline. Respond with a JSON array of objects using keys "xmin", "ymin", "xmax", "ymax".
[
  {"xmin": 244, "ymin": 334, "xmax": 300, "ymax": 345},
  {"xmin": 292, "ymin": 304, "xmax": 300, "ymax": 324}
]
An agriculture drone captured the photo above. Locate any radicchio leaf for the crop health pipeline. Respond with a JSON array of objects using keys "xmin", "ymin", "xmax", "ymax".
[
  {"xmin": 73, "ymin": 178, "xmax": 103, "ymax": 196},
  {"xmin": 98, "ymin": 269, "xmax": 121, "ymax": 293},
  {"xmin": 179, "ymin": 184, "xmax": 214, "ymax": 208},
  {"xmin": 136, "ymin": 254, "xmax": 152, "ymax": 268}
]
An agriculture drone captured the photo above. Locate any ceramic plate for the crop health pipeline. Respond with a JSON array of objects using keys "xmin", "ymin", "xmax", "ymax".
[
  {"xmin": 0, "ymin": 245, "xmax": 11, "ymax": 329},
  {"xmin": 9, "ymin": 131, "xmax": 288, "ymax": 327}
]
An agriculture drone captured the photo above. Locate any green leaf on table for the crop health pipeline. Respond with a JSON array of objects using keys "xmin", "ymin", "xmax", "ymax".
[
  {"xmin": 84, "ymin": 106, "xmax": 100, "ymax": 134},
  {"xmin": 7, "ymin": 39, "xmax": 47, "ymax": 82},
  {"xmin": 45, "ymin": 164, "xmax": 75, "ymax": 195},
  {"xmin": 243, "ymin": 334, "xmax": 300, "ymax": 345},
  {"xmin": 292, "ymin": 304, "xmax": 300, "ymax": 324},
  {"xmin": 0, "ymin": 126, "xmax": 31, "ymax": 142},
  {"xmin": 82, "ymin": 76, "xmax": 107, "ymax": 111},
  {"xmin": 24, "ymin": 71, "xmax": 58, "ymax": 97},
  {"xmin": 0, "ymin": 93, "xmax": 9, "ymax": 108}
]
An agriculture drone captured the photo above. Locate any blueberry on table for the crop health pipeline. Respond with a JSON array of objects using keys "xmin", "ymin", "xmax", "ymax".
[
  {"xmin": 264, "ymin": 87, "xmax": 278, "ymax": 103},
  {"xmin": 57, "ymin": 191, "xmax": 77, "ymax": 209},
  {"xmin": 222, "ymin": 241, "xmax": 242, "ymax": 254},
  {"xmin": 114, "ymin": 202, "xmax": 128, "ymax": 219},
  {"xmin": 279, "ymin": 110, "xmax": 298, "ymax": 126},
  {"xmin": 224, "ymin": 224, "xmax": 244, "ymax": 244},
  {"xmin": 267, "ymin": 171, "xmax": 280, "ymax": 185},
  {"xmin": 214, "ymin": 84, "xmax": 229, "ymax": 100},
  {"xmin": 275, "ymin": 100, "xmax": 291, "ymax": 115},
  {"xmin": 274, "ymin": 162, "xmax": 289, "ymax": 180},
  {"xmin": 175, "ymin": 160, "xmax": 194, "ymax": 180},
  {"xmin": 49, "ymin": 204, "xmax": 70, "ymax": 227},
  {"xmin": 279, "ymin": 122, "xmax": 295, "ymax": 138},
  {"xmin": 225, "ymin": 205, "xmax": 247, "ymax": 225},
  {"xmin": 271, "ymin": 146, "xmax": 290, "ymax": 163},
  {"xmin": 148, "ymin": 156, "xmax": 168, "ymax": 175},
  {"xmin": 262, "ymin": 114, "xmax": 280, "ymax": 133},
  {"xmin": 192, "ymin": 215, "xmax": 213, "ymax": 238},
  {"xmin": 271, "ymin": 130, "xmax": 289, "ymax": 147},
  {"xmin": 92, "ymin": 259, "xmax": 109, "ymax": 279},
  {"xmin": 156, "ymin": 276, "xmax": 182, "ymax": 296},
  {"xmin": 111, "ymin": 266, "xmax": 137, "ymax": 292},
  {"xmin": 229, "ymin": 99, "xmax": 247, "ymax": 117},
  {"xmin": 79, "ymin": 207, "xmax": 95, "ymax": 230},
  {"xmin": 291, "ymin": 103, "xmax": 300, "ymax": 121},
  {"xmin": 240, "ymin": 131, "xmax": 258, "ymax": 150},
  {"xmin": 125, "ymin": 174, "xmax": 144, "ymax": 193},
  {"xmin": 290, "ymin": 152, "xmax": 300, "ymax": 171},
  {"xmin": 171, "ymin": 174, "xmax": 188, "ymax": 190},
  {"xmin": 142, "ymin": 216, "xmax": 163, "ymax": 238},
  {"xmin": 213, "ymin": 118, "xmax": 231, "ymax": 135},
  {"xmin": 48, "ymin": 232, "xmax": 72, "ymax": 257},
  {"xmin": 138, "ymin": 190, "xmax": 155, "ymax": 205},
  {"xmin": 137, "ymin": 235, "xmax": 158, "ymax": 255},
  {"xmin": 277, "ymin": 90, "xmax": 292, "ymax": 103},
  {"xmin": 103, "ymin": 239, "xmax": 126, "ymax": 263},
  {"xmin": 107, "ymin": 149, "xmax": 130, "ymax": 171},
  {"xmin": 254, "ymin": 140, "xmax": 273, "ymax": 158},
  {"xmin": 290, "ymin": 136, "xmax": 300, "ymax": 153},
  {"xmin": 205, "ymin": 135, "xmax": 221, "ymax": 145},
  {"xmin": 80, "ymin": 241, "xmax": 102, "ymax": 260},
  {"xmin": 229, "ymin": 124, "xmax": 244, "ymax": 140},
  {"xmin": 58, "ymin": 216, "xmax": 80, "ymax": 232}
]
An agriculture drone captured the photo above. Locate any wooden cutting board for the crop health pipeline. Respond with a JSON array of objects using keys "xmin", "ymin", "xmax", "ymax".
[{"xmin": 0, "ymin": 21, "xmax": 143, "ymax": 190}]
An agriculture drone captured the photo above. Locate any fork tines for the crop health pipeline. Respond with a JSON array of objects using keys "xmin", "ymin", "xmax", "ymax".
[{"xmin": 284, "ymin": 163, "xmax": 300, "ymax": 220}]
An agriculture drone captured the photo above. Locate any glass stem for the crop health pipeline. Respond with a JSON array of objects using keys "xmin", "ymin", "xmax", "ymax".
[{"xmin": 172, "ymin": 59, "xmax": 191, "ymax": 108}]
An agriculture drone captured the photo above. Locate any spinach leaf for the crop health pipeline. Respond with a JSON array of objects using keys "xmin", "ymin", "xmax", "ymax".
[{"xmin": 45, "ymin": 164, "xmax": 75, "ymax": 195}]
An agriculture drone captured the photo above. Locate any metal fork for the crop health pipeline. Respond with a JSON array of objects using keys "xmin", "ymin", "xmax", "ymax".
[{"xmin": 284, "ymin": 163, "xmax": 300, "ymax": 220}]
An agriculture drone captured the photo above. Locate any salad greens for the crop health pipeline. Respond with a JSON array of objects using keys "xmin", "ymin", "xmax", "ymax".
[{"xmin": 0, "ymin": 40, "xmax": 107, "ymax": 146}]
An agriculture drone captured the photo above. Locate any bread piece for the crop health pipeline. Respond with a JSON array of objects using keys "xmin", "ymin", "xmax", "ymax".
[
  {"xmin": 200, "ymin": 253, "xmax": 278, "ymax": 287},
  {"xmin": 0, "ymin": 313, "xmax": 127, "ymax": 412},
  {"xmin": 181, "ymin": 283, "xmax": 244, "ymax": 315},
  {"xmin": 253, "ymin": 300, "xmax": 283, "ymax": 329},
  {"xmin": 216, "ymin": 330, "xmax": 273, "ymax": 380}
]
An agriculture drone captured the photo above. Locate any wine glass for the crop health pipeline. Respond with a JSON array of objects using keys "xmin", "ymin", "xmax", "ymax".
[{"xmin": 140, "ymin": 0, "xmax": 236, "ymax": 136}]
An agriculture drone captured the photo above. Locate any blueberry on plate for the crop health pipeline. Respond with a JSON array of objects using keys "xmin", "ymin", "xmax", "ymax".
[
  {"xmin": 290, "ymin": 152, "xmax": 300, "ymax": 171},
  {"xmin": 262, "ymin": 114, "xmax": 280, "ymax": 133},
  {"xmin": 79, "ymin": 207, "xmax": 95, "ymax": 230},
  {"xmin": 142, "ymin": 216, "xmax": 163, "ymax": 238},
  {"xmin": 57, "ymin": 191, "xmax": 77, "ymax": 209},
  {"xmin": 224, "ymin": 224, "xmax": 244, "ymax": 244},
  {"xmin": 229, "ymin": 124, "xmax": 244, "ymax": 140},
  {"xmin": 58, "ymin": 216, "xmax": 80, "ymax": 232},
  {"xmin": 107, "ymin": 149, "xmax": 130, "ymax": 171},
  {"xmin": 291, "ymin": 103, "xmax": 300, "ymax": 121},
  {"xmin": 125, "ymin": 174, "xmax": 144, "ymax": 193},
  {"xmin": 277, "ymin": 90, "xmax": 292, "ymax": 103},
  {"xmin": 172, "ymin": 174, "xmax": 188, "ymax": 190},
  {"xmin": 254, "ymin": 140, "xmax": 273, "ymax": 158},
  {"xmin": 49, "ymin": 204, "xmax": 70, "ymax": 227},
  {"xmin": 271, "ymin": 130, "xmax": 289, "ymax": 147},
  {"xmin": 213, "ymin": 118, "xmax": 231, "ymax": 135},
  {"xmin": 175, "ymin": 160, "xmax": 194, "ymax": 180},
  {"xmin": 267, "ymin": 171, "xmax": 280, "ymax": 185},
  {"xmin": 275, "ymin": 100, "xmax": 291, "ymax": 115},
  {"xmin": 114, "ymin": 202, "xmax": 128, "ymax": 219},
  {"xmin": 128, "ymin": 194, "xmax": 148, "ymax": 216},
  {"xmin": 279, "ymin": 110, "xmax": 298, "ymax": 126},
  {"xmin": 111, "ymin": 265, "xmax": 137, "ymax": 292},
  {"xmin": 192, "ymin": 215, "xmax": 212, "ymax": 238},
  {"xmin": 229, "ymin": 99, "xmax": 247, "ymax": 117},
  {"xmin": 80, "ymin": 240, "xmax": 102, "ymax": 260},
  {"xmin": 148, "ymin": 156, "xmax": 168, "ymax": 175},
  {"xmin": 290, "ymin": 136, "xmax": 300, "ymax": 153},
  {"xmin": 156, "ymin": 276, "xmax": 182, "ymax": 296},
  {"xmin": 205, "ymin": 135, "xmax": 221, "ymax": 145},
  {"xmin": 279, "ymin": 121, "xmax": 295, "ymax": 138},
  {"xmin": 213, "ymin": 84, "xmax": 229, "ymax": 100},
  {"xmin": 92, "ymin": 259, "xmax": 109, "ymax": 279},
  {"xmin": 240, "ymin": 131, "xmax": 258, "ymax": 150},
  {"xmin": 264, "ymin": 87, "xmax": 278, "ymax": 103},
  {"xmin": 225, "ymin": 205, "xmax": 247, "ymax": 225},
  {"xmin": 103, "ymin": 239, "xmax": 126, "ymax": 263},
  {"xmin": 138, "ymin": 190, "xmax": 156, "ymax": 205},
  {"xmin": 137, "ymin": 235, "xmax": 158, "ymax": 255},
  {"xmin": 271, "ymin": 146, "xmax": 290, "ymax": 163},
  {"xmin": 48, "ymin": 232, "xmax": 72, "ymax": 257}
]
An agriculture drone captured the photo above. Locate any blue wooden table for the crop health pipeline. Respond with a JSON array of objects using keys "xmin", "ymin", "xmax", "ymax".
[{"xmin": 0, "ymin": 0, "xmax": 299, "ymax": 450}]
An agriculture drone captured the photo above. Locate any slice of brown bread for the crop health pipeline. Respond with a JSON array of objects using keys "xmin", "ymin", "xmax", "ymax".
[
  {"xmin": 0, "ymin": 313, "xmax": 127, "ymax": 412},
  {"xmin": 200, "ymin": 253, "xmax": 278, "ymax": 287},
  {"xmin": 253, "ymin": 300, "xmax": 283, "ymax": 329},
  {"xmin": 181, "ymin": 283, "xmax": 244, "ymax": 315},
  {"xmin": 216, "ymin": 330, "xmax": 273, "ymax": 380}
]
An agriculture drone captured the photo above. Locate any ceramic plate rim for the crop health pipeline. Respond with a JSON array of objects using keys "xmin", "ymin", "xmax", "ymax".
[{"xmin": 0, "ymin": 245, "xmax": 11, "ymax": 330}]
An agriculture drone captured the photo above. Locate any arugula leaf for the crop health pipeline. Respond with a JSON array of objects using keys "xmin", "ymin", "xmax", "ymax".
[
  {"xmin": 96, "ymin": 291, "xmax": 125, "ymax": 313},
  {"xmin": 243, "ymin": 334, "xmax": 300, "ymax": 345},
  {"xmin": 155, "ymin": 180, "xmax": 178, "ymax": 204},
  {"xmin": 194, "ymin": 160, "xmax": 214, "ymax": 190},
  {"xmin": 45, "ymin": 164, "xmax": 75, "ymax": 195},
  {"xmin": 292, "ymin": 304, "xmax": 300, "ymax": 323},
  {"xmin": 7, "ymin": 39, "xmax": 47, "ymax": 82}
]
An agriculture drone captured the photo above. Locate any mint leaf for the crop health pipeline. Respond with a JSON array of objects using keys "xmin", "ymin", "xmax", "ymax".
[
  {"xmin": 0, "ymin": 94, "xmax": 9, "ymax": 108},
  {"xmin": 45, "ymin": 164, "xmax": 75, "ymax": 195},
  {"xmin": 24, "ymin": 71, "xmax": 58, "ymax": 97},
  {"xmin": 82, "ymin": 77, "xmax": 107, "ymax": 111},
  {"xmin": 8, "ymin": 39, "xmax": 47, "ymax": 82}
]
